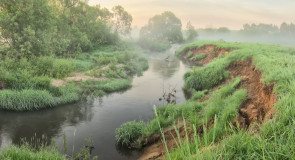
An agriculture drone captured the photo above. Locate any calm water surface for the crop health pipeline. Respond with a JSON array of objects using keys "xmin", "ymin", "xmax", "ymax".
[{"xmin": 0, "ymin": 47, "xmax": 191, "ymax": 160}]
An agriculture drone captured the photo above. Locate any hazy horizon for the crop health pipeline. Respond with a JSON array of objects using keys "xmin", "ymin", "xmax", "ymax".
[{"xmin": 89, "ymin": 0, "xmax": 295, "ymax": 30}]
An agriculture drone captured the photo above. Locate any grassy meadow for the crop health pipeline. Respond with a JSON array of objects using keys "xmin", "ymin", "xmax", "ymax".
[{"xmin": 115, "ymin": 41, "xmax": 295, "ymax": 159}]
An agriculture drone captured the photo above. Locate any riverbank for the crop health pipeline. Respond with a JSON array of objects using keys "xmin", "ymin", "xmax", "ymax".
[
  {"xmin": 116, "ymin": 41, "xmax": 295, "ymax": 159},
  {"xmin": 0, "ymin": 47, "xmax": 190, "ymax": 159},
  {"xmin": 0, "ymin": 42, "xmax": 148, "ymax": 111}
]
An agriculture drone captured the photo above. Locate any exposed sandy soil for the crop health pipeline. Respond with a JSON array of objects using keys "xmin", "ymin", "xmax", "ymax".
[
  {"xmin": 138, "ymin": 46, "xmax": 277, "ymax": 160},
  {"xmin": 182, "ymin": 45, "xmax": 234, "ymax": 65},
  {"xmin": 51, "ymin": 64, "xmax": 125, "ymax": 87},
  {"xmin": 139, "ymin": 121, "xmax": 187, "ymax": 160},
  {"xmin": 51, "ymin": 72, "xmax": 108, "ymax": 87},
  {"xmin": 228, "ymin": 58, "xmax": 276, "ymax": 128}
]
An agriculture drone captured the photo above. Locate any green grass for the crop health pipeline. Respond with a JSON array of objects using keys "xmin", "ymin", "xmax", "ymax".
[
  {"xmin": 0, "ymin": 144, "xmax": 66, "ymax": 160},
  {"xmin": 0, "ymin": 85, "xmax": 79, "ymax": 111},
  {"xmin": 194, "ymin": 53, "xmax": 206, "ymax": 61},
  {"xmin": 183, "ymin": 60, "xmax": 230, "ymax": 91},
  {"xmin": 165, "ymin": 41, "xmax": 295, "ymax": 159},
  {"xmin": 116, "ymin": 41, "xmax": 295, "ymax": 159},
  {"xmin": 80, "ymin": 79, "xmax": 132, "ymax": 97},
  {"xmin": 115, "ymin": 78, "xmax": 245, "ymax": 147},
  {"xmin": 115, "ymin": 120, "xmax": 144, "ymax": 147},
  {"xmin": 186, "ymin": 51, "xmax": 193, "ymax": 58}
]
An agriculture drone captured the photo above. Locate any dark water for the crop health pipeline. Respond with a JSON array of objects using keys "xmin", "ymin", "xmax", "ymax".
[{"xmin": 0, "ymin": 47, "xmax": 191, "ymax": 160}]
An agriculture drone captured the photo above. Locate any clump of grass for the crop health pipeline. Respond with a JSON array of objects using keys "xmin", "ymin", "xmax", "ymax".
[
  {"xmin": 80, "ymin": 79, "xmax": 131, "ymax": 97},
  {"xmin": 186, "ymin": 51, "xmax": 193, "ymax": 58},
  {"xmin": 211, "ymin": 49, "xmax": 217, "ymax": 55},
  {"xmin": 190, "ymin": 90, "xmax": 207, "ymax": 100},
  {"xmin": 183, "ymin": 60, "xmax": 230, "ymax": 91},
  {"xmin": 0, "ymin": 144, "xmax": 66, "ymax": 160},
  {"xmin": 0, "ymin": 85, "xmax": 79, "ymax": 111},
  {"xmin": 115, "ymin": 120, "xmax": 144, "ymax": 147},
  {"xmin": 194, "ymin": 53, "xmax": 206, "ymax": 61}
]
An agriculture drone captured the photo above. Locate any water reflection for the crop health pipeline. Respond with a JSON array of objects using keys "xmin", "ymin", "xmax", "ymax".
[{"xmin": 0, "ymin": 102, "xmax": 94, "ymax": 147}]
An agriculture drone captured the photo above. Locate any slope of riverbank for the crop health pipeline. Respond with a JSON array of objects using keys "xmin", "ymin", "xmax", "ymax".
[{"xmin": 116, "ymin": 41, "xmax": 295, "ymax": 159}]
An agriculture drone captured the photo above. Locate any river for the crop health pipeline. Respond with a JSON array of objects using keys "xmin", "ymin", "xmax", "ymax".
[{"xmin": 0, "ymin": 46, "xmax": 191, "ymax": 159}]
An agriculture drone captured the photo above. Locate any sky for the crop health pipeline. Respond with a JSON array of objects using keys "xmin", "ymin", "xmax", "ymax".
[{"xmin": 88, "ymin": 0, "xmax": 295, "ymax": 30}]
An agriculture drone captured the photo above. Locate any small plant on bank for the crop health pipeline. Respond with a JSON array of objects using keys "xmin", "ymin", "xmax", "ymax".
[
  {"xmin": 186, "ymin": 51, "xmax": 194, "ymax": 58},
  {"xmin": 194, "ymin": 53, "xmax": 206, "ymax": 61},
  {"xmin": 115, "ymin": 120, "xmax": 144, "ymax": 147}
]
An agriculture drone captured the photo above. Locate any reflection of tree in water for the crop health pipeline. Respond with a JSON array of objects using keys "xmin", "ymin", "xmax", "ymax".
[
  {"xmin": 0, "ymin": 102, "xmax": 94, "ymax": 146},
  {"xmin": 151, "ymin": 57, "xmax": 180, "ymax": 79}
]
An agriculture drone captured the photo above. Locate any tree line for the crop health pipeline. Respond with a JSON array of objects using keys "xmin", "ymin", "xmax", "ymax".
[{"xmin": 0, "ymin": 0, "xmax": 132, "ymax": 58}]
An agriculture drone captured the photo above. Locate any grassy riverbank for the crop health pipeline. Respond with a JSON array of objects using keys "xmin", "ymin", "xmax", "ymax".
[
  {"xmin": 0, "ymin": 42, "xmax": 148, "ymax": 111},
  {"xmin": 116, "ymin": 41, "xmax": 295, "ymax": 159}
]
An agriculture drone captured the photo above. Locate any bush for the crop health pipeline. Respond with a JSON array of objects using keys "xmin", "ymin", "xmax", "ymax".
[
  {"xmin": 34, "ymin": 56, "xmax": 54, "ymax": 76},
  {"xmin": 52, "ymin": 59, "xmax": 75, "ymax": 78},
  {"xmin": 115, "ymin": 120, "xmax": 144, "ymax": 147}
]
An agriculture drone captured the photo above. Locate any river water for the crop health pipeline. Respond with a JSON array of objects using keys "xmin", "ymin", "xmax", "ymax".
[{"xmin": 0, "ymin": 46, "xmax": 191, "ymax": 159}]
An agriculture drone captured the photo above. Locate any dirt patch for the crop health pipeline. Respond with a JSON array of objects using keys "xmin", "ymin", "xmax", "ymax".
[
  {"xmin": 181, "ymin": 45, "xmax": 233, "ymax": 65},
  {"xmin": 51, "ymin": 72, "xmax": 108, "ymax": 87},
  {"xmin": 227, "ymin": 58, "xmax": 276, "ymax": 128},
  {"xmin": 139, "ymin": 121, "xmax": 188, "ymax": 160}
]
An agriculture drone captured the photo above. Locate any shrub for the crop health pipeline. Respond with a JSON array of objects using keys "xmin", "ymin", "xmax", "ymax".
[
  {"xmin": 34, "ymin": 56, "xmax": 54, "ymax": 76},
  {"xmin": 195, "ymin": 53, "xmax": 206, "ymax": 61},
  {"xmin": 51, "ymin": 59, "xmax": 75, "ymax": 78},
  {"xmin": 115, "ymin": 120, "xmax": 144, "ymax": 147},
  {"xmin": 32, "ymin": 76, "xmax": 51, "ymax": 90}
]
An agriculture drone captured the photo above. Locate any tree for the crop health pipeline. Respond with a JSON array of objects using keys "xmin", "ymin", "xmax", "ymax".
[
  {"xmin": 140, "ymin": 11, "xmax": 183, "ymax": 43},
  {"xmin": 217, "ymin": 27, "xmax": 230, "ymax": 33},
  {"xmin": 0, "ymin": 0, "xmax": 56, "ymax": 57},
  {"xmin": 0, "ymin": 0, "xmax": 120, "ymax": 57},
  {"xmin": 111, "ymin": 5, "xmax": 133, "ymax": 35},
  {"xmin": 185, "ymin": 21, "xmax": 198, "ymax": 42}
]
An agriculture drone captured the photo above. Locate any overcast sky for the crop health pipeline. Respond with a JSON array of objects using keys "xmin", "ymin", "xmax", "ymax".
[{"xmin": 89, "ymin": 0, "xmax": 295, "ymax": 30}]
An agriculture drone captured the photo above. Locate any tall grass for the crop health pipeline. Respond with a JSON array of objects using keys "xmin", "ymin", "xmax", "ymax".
[
  {"xmin": 0, "ymin": 144, "xmax": 66, "ymax": 160},
  {"xmin": 0, "ymin": 85, "xmax": 79, "ymax": 111}
]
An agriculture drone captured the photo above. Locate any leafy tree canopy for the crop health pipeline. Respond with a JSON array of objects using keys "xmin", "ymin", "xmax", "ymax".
[{"xmin": 140, "ymin": 11, "xmax": 183, "ymax": 43}]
